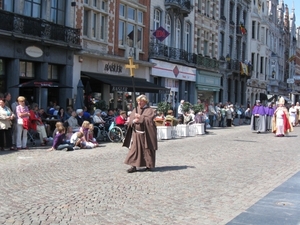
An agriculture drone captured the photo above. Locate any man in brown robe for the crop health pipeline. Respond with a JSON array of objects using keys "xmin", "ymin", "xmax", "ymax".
[{"xmin": 123, "ymin": 95, "xmax": 158, "ymax": 173}]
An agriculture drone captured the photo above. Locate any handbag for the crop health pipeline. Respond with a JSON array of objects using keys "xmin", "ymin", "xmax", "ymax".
[{"xmin": 17, "ymin": 118, "xmax": 23, "ymax": 125}]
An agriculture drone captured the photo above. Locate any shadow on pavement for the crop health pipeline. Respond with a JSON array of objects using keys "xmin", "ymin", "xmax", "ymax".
[{"xmin": 151, "ymin": 165, "xmax": 195, "ymax": 172}]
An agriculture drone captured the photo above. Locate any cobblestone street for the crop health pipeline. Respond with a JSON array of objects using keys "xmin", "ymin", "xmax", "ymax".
[{"xmin": 0, "ymin": 125, "xmax": 300, "ymax": 225}]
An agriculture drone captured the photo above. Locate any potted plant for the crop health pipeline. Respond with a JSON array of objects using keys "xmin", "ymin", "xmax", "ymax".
[
  {"xmin": 156, "ymin": 101, "xmax": 172, "ymax": 139},
  {"xmin": 192, "ymin": 104, "xmax": 204, "ymax": 114},
  {"xmin": 181, "ymin": 102, "xmax": 192, "ymax": 113},
  {"xmin": 157, "ymin": 102, "xmax": 171, "ymax": 115}
]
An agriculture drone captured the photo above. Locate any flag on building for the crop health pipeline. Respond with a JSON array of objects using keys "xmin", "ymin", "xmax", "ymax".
[
  {"xmin": 240, "ymin": 62, "xmax": 249, "ymax": 76},
  {"xmin": 287, "ymin": 55, "xmax": 296, "ymax": 62},
  {"xmin": 240, "ymin": 24, "xmax": 247, "ymax": 35}
]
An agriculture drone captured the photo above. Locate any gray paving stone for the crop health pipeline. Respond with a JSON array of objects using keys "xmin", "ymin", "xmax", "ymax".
[{"xmin": 0, "ymin": 125, "xmax": 299, "ymax": 224}]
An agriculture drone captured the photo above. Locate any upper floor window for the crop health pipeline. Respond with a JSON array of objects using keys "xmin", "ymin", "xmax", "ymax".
[
  {"xmin": 50, "ymin": 0, "xmax": 65, "ymax": 25},
  {"xmin": 165, "ymin": 14, "xmax": 171, "ymax": 46},
  {"xmin": 83, "ymin": 0, "xmax": 108, "ymax": 41},
  {"xmin": 197, "ymin": 0, "xmax": 202, "ymax": 12},
  {"xmin": 185, "ymin": 23, "xmax": 190, "ymax": 52},
  {"xmin": 118, "ymin": 4, "xmax": 144, "ymax": 49},
  {"xmin": 154, "ymin": 9, "xmax": 161, "ymax": 30},
  {"xmin": 252, "ymin": 21, "xmax": 256, "ymax": 39},
  {"xmin": 219, "ymin": 32, "xmax": 224, "ymax": 57},
  {"xmin": 220, "ymin": 0, "xmax": 225, "ymax": 17},
  {"xmin": 203, "ymin": 31, "xmax": 209, "ymax": 56},
  {"xmin": 175, "ymin": 19, "xmax": 181, "ymax": 49},
  {"xmin": 211, "ymin": 34, "xmax": 215, "ymax": 57},
  {"xmin": 3, "ymin": 0, "xmax": 14, "ymax": 12},
  {"xmin": 205, "ymin": 0, "xmax": 210, "ymax": 17},
  {"xmin": 229, "ymin": 2, "xmax": 234, "ymax": 22},
  {"xmin": 24, "ymin": 0, "xmax": 41, "ymax": 18}
]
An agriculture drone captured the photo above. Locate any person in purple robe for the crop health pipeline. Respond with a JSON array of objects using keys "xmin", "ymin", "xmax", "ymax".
[
  {"xmin": 265, "ymin": 102, "xmax": 275, "ymax": 131},
  {"xmin": 250, "ymin": 100, "xmax": 266, "ymax": 133}
]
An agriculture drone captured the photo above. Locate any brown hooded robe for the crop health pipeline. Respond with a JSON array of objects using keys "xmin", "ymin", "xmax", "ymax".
[{"xmin": 123, "ymin": 106, "xmax": 158, "ymax": 168}]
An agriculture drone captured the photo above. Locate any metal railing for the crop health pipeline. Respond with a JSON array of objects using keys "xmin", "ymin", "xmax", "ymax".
[
  {"xmin": 0, "ymin": 9, "xmax": 80, "ymax": 46},
  {"xmin": 149, "ymin": 42, "xmax": 219, "ymax": 70}
]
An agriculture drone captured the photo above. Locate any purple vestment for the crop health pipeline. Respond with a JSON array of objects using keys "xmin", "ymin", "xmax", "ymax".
[{"xmin": 252, "ymin": 105, "xmax": 265, "ymax": 115}]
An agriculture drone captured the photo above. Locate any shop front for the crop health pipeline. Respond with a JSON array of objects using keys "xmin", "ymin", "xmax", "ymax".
[
  {"xmin": 196, "ymin": 70, "xmax": 222, "ymax": 106},
  {"xmin": 75, "ymin": 58, "xmax": 169, "ymax": 111},
  {"xmin": 150, "ymin": 59, "xmax": 196, "ymax": 111}
]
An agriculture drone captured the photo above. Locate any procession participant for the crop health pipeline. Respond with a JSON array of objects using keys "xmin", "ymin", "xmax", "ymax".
[
  {"xmin": 250, "ymin": 100, "xmax": 266, "ymax": 133},
  {"xmin": 123, "ymin": 95, "xmax": 157, "ymax": 173},
  {"xmin": 272, "ymin": 97, "xmax": 293, "ymax": 137},
  {"xmin": 265, "ymin": 102, "xmax": 275, "ymax": 131},
  {"xmin": 288, "ymin": 103, "xmax": 297, "ymax": 127}
]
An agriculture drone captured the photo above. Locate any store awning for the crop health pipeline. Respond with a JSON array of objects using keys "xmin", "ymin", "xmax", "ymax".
[{"xmin": 81, "ymin": 72, "xmax": 170, "ymax": 94}]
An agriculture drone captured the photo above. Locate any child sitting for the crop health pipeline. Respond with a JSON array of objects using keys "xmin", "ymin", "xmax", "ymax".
[
  {"xmin": 65, "ymin": 126, "xmax": 73, "ymax": 144},
  {"xmin": 70, "ymin": 131, "xmax": 84, "ymax": 149},
  {"xmin": 88, "ymin": 124, "xmax": 98, "ymax": 146}
]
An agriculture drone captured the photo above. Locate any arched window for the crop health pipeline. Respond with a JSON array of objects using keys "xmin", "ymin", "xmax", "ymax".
[
  {"xmin": 175, "ymin": 18, "xmax": 181, "ymax": 49},
  {"xmin": 185, "ymin": 22, "xmax": 190, "ymax": 52},
  {"xmin": 154, "ymin": 9, "xmax": 161, "ymax": 30},
  {"xmin": 165, "ymin": 14, "xmax": 171, "ymax": 46}
]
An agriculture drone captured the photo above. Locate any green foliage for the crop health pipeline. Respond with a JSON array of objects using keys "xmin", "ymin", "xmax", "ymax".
[
  {"xmin": 192, "ymin": 104, "xmax": 204, "ymax": 114},
  {"xmin": 182, "ymin": 102, "xmax": 192, "ymax": 113},
  {"xmin": 157, "ymin": 102, "xmax": 171, "ymax": 115},
  {"xmin": 94, "ymin": 100, "xmax": 107, "ymax": 111}
]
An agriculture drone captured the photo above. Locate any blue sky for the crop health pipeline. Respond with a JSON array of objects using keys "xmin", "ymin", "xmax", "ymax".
[{"xmin": 284, "ymin": 0, "xmax": 300, "ymax": 27}]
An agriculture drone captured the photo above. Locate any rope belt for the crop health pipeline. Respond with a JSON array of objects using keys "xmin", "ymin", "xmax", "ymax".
[{"xmin": 135, "ymin": 130, "xmax": 145, "ymax": 134}]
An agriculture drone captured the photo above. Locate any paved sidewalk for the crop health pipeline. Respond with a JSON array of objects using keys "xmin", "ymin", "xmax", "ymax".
[{"xmin": 0, "ymin": 125, "xmax": 299, "ymax": 225}]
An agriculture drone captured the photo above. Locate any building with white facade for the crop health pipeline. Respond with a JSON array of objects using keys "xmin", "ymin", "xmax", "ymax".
[
  {"xmin": 219, "ymin": 0, "xmax": 251, "ymax": 106},
  {"xmin": 149, "ymin": 0, "xmax": 196, "ymax": 112}
]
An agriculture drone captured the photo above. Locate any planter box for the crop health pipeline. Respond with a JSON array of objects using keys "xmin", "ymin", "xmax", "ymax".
[
  {"xmin": 176, "ymin": 124, "xmax": 189, "ymax": 137},
  {"xmin": 157, "ymin": 126, "xmax": 172, "ymax": 140},
  {"xmin": 193, "ymin": 123, "xmax": 205, "ymax": 135}
]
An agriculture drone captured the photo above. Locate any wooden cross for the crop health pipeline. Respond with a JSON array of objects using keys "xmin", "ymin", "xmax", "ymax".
[{"xmin": 125, "ymin": 57, "xmax": 139, "ymax": 77}]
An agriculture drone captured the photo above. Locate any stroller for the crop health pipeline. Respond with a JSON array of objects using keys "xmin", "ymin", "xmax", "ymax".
[{"xmin": 27, "ymin": 129, "xmax": 37, "ymax": 146}]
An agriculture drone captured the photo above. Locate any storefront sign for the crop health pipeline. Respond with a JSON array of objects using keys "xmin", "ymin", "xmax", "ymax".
[
  {"xmin": 150, "ymin": 59, "xmax": 196, "ymax": 81},
  {"xmin": 104, "ymin": 63, "xmax": 123, "ymax": 73},
  {"xmin": 25, "ymin": 46, "xmax": 43, "ymax": 58},
  {"xmin": 112, "ymin": 86, "xmax": 127, "ymax": 92}
]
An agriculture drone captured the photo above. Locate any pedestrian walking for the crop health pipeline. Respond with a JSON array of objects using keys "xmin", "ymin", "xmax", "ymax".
[
  {"xmin": 250, "ymin": 100, "xmax": 266, "ymax": 133},
  {"xmin": 123, "ymin": 95, "xmax": 158, "ymax": 173}
]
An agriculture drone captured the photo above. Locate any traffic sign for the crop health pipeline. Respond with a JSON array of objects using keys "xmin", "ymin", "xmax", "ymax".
[{"xmin": 287, "ymin": 78, "xmax": 294, "ymax": 84}]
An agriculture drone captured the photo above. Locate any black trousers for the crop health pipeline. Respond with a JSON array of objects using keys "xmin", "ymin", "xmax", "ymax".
[{"xmin": 0, "ymin": 128, "xmax": 12, "ymax": 148}]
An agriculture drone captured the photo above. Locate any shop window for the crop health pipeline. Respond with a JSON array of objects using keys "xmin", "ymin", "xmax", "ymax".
[
  {"xmin": 0, "ymin": 59, "xmax": 4, "ymax": 76},
  {"xmin": 48, "ymin": 65, "xmax": 58, "ymax": 80},
  {"xmin": 20, "ymin": 61, "xmax": 34, "ymax": 77}
]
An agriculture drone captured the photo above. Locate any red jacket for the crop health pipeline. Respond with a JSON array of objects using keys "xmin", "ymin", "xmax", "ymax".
[
  {"xmin": 115, "ymin": 115, "xmax": 126, "ymax": 126},
  {"xmin": 29, "ymin": 110, "xmax": 43, "ymax": 131}
]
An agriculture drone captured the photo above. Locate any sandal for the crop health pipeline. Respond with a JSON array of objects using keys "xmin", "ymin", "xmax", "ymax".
[{"xmin": 127, "ymin": 166, "xmax": 137, "ymax": 173}]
